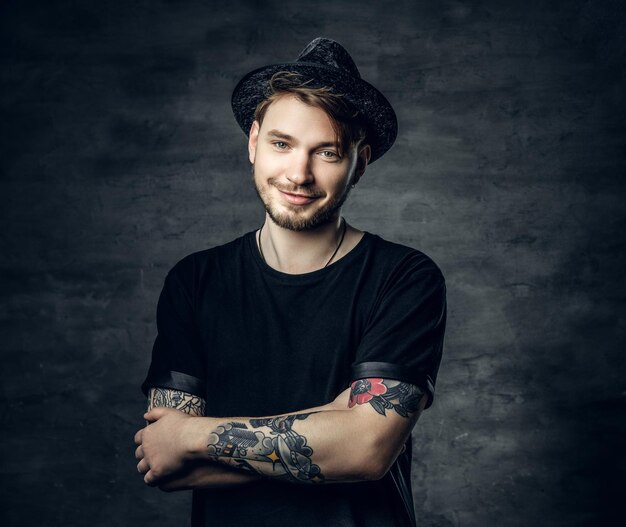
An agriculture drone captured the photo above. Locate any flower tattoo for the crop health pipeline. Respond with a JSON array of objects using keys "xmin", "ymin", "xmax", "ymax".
[
  {"xmin": 348, "ymin": 378, "xmax": 424, "ymax": 418},
  {"xmin": 348, "ymin": 378, "xmax": 388, "ymax": 406}
]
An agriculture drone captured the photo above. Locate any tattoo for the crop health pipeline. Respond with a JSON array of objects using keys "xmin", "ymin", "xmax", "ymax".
[
  {"xmin": 206, "ymin": 413, "xmax": 324, "ymax": 483},
  {"xmin": 148, "ymin": 388, "xmax": 206, "ymax": 416},
  {"xmin": 348, "ymin": 378, "xmax": 424, "ymax": 417}
]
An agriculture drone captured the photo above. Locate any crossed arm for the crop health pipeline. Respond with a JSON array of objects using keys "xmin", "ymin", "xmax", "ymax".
[{"xmin": 135, "ymin": 379, "xmax": 427, "ymax": 490}]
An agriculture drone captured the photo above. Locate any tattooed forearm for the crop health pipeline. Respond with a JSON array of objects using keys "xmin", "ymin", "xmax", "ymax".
[
  {"xmin": 148, "ymin": 387, "xmax": 206, "ymax": 416},
  {"xmin": 206, "ymin": 413, "xmax": 324, "ymax": 483},
  {"xmin": 349, "ymin": 378, "xmax": 424, "ymax": 417}
]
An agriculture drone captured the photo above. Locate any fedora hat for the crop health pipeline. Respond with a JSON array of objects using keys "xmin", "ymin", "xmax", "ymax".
[{"xmin": 231, "ymin": 37, "xmax": 398, "ymax": 163}]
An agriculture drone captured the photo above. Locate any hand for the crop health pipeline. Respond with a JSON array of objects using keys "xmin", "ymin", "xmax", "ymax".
[{"xmin": 134, "ymin": 407, "xmax": 203, "ymax": 486}]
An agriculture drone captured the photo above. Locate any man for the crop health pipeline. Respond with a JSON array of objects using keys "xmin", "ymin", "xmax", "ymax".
[{"xmin": 134, "ymin": 37, "xmax": 446, "ymax": 527}]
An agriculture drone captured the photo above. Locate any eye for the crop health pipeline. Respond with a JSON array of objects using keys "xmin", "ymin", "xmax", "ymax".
[
  {"xmin": 272, "ymin": 141, "xmax": 289, "ymax": 150},
  {"xmin": 318, "ymin": 150, "xmax": 339, "ymax": 160}
]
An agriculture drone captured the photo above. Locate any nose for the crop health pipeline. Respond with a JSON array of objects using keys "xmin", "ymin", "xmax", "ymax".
[{"xmin": 285, "ymin": 152, "xmax": 314, "ymax": 186}]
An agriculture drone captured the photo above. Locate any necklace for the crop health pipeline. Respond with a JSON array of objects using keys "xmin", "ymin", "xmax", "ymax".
[{"xmin": 258, "ymin": 217, "xmax": 347, "ymax": 270}]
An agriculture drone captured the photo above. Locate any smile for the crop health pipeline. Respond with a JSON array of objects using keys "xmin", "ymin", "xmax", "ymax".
[{"xmin": 277, "ymin": 190, "xmax": 321, "ymax": 206}]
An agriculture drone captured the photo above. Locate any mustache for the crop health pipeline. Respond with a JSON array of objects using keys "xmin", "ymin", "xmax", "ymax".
[{"xmin": 268, "ymin": 178, "xmax": 325, "ymax": 198}]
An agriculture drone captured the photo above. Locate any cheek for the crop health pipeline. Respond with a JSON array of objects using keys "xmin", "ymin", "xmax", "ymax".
[
  {"xmin": 314, "ymin": 159, "xmax": 352, "ymax": 184},
  {"xmin": 256, "ymin": 150, "xmax": 285, "ymax": 173}
]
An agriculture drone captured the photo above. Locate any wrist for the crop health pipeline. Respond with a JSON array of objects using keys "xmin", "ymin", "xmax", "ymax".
[{"xmin": 183, "ymin": 416, "xmax": 212, "ymax": 460}]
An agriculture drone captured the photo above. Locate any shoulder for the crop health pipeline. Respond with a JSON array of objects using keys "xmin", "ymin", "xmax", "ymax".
[
  {"xmin": 160, "ymin": 232, "xmax": 256, "ymax": 299},
  {"xmin": 167, "ymin": 231, "xmax": 255, "ymax": 279},
  {"xmin": 365, "ymin": 233, "xmax": 445, "ymax": 285}
]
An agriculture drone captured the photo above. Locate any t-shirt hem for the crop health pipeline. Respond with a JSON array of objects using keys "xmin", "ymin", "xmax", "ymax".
[
  {"xmin": 350, "ymin": 361, "xmax": 436, "ymax": 409},
  {"xmin": 141, "ymin": 370, "xmax": 206, "ymax": 398}
]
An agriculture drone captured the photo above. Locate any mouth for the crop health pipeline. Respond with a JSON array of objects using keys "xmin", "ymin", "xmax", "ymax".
[{"xmin": 278, "ymin": 190, "xmax": 319, "ymax": 205}]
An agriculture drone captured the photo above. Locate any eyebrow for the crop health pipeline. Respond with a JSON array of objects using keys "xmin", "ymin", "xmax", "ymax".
[{"xmin": 266, "ymin": 129, "xmax": 339, "ymax": 149}]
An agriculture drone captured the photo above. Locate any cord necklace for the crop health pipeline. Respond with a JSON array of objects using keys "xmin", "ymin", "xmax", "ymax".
[{"xmin": 258, "ymin": 217, "xmax": 347, "ymax": 270}]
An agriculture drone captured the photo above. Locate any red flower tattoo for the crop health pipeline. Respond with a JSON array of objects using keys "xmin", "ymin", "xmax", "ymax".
[{"xmin": 348, "ymin": 378, "xmax": 388, "ymax": 407}]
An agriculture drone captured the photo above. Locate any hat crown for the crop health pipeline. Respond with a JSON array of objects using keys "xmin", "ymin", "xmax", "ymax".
[{"xmin": 296, "ymin": 37, "xmax": 361, "ymax": 79}]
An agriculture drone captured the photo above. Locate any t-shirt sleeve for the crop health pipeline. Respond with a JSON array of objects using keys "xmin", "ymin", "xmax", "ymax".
[
  {"xmin": 141, "ymin": 261, "xmax": 206, "ymax": 398},
  {"xmin": 350, "ymin": 252, "xmax": 446, "ymax": 409}
]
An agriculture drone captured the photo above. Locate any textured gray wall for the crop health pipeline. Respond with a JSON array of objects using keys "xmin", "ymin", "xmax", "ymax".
[{"xmin": 1, "ymin": 1, "xmax": 624, "ymax": 526}]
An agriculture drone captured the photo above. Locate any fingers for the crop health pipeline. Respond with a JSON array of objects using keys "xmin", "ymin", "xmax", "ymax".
[
  {"xmin": 137, "ymin": 458, "xmax": 149, "ymax": 475},
  {"xmin": 144, "ymin": 406, "xmax": 170, "ymax": 422},
  {"xmin": 134, "ymin": 438, "xmax": 162, "ymax": 486},
  {"xmin": 134, "ymin": 428, "xmax": 143, "ymax": 445},
  {"xmin": 136, "ymin": 444, "xmax": 149, "ymax": 476},
  {"xmin": 144, "ymin": 470, "xmax": 157, "ymax": 486},
  {"xmin": 135, "ymin": 407, "xmax": 177, "ymax": 486}
]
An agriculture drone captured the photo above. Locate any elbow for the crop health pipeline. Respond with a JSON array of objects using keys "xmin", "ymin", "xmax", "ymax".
[
  {"xmin": 348, "ymin": 437, "xmax": 399, "ymax": 482},
  {"xmin": 347, "ymin": 457, "xmax": 392, "ymax": 482},
  {"xmin": 327, "ymin": 410, "xmax": 410, "ymax": 482},
  {"xmin": 359, "ymin": 461, "xmax": 390, "ymax": 482},
  {"xmin": 360, "ymin": 452, "xmax": 396, "ymax": 481}
]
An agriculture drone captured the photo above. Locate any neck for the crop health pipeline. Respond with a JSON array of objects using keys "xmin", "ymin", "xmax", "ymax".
[{"xmin": 258, "ymin": 215, "xmax": 355, "ymax": 274}]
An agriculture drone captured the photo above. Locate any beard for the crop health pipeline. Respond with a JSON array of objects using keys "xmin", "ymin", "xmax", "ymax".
[{"xmin": 252, "ymin": 166, "xmax": 353, "ymax": 231}]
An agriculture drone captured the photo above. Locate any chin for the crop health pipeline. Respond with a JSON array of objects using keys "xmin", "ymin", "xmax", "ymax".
[{"xmin": 267, "ymin": 209, "xmax": 334, "ymax": 231}]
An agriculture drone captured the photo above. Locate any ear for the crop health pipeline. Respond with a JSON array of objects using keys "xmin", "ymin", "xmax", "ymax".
[
  {"xmin": 248, "ymin": 121, "xmax": 260, "ymax": 164},
  {"xmin": 352, "ymin": 143, "xmax": 371, "ymax": 186}
]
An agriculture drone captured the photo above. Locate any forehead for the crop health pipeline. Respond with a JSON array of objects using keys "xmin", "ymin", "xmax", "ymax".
[{"xmin": 259, "ymin": 95, "xmax": 338, "ymax": 143}]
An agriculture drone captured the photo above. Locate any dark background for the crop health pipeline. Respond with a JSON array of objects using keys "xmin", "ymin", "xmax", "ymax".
[{"xmin": 1, "ymin": 1, "xmax": 624, "ymax": 525}]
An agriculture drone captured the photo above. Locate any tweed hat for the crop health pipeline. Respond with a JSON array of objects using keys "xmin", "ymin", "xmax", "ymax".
[{"xmin": 231, "ymin": 37, "xmax": 398, "ymax": 163}]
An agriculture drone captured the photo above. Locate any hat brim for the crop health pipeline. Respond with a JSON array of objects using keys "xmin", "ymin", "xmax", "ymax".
[{"xmin": 231, "ymin": 62, "xmax": 398, "ymax": 163}]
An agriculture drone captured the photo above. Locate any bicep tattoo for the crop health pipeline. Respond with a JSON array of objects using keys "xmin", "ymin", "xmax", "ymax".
[
  {"xmin": 206, "ymin": 413, "xmax": 324, "ymax": 484},
  {"xmin": 148, "ymin": 387, "xmax": 206, "ymax": 416},
  {"xmin": 348, "ymin": 378, "xmax": 424, "ymax": 417}
]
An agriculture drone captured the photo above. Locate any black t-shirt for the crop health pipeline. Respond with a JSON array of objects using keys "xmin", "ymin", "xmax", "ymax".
[{"xmin": 142, "ymin": 231, "xmax": 446, "ymax": 527}]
